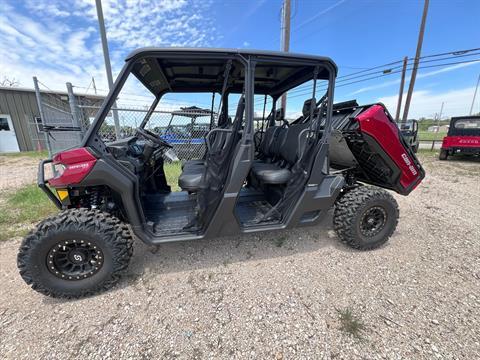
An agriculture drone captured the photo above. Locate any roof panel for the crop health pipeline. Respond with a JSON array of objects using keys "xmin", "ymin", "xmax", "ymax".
[{"xmin": 128, "ymin": 47, "xmax": 336, "ymax": 97}]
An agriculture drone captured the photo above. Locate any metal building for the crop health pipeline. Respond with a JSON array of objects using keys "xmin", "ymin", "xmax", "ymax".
[{"xmin": 0, "ymin": 86, "xmax": 103, "ymax": 153}]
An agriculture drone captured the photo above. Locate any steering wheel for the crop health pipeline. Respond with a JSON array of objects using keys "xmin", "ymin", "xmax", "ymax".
[{"xmin": 136, "ymin": 127, "xmax": 173, "ymax": 148}]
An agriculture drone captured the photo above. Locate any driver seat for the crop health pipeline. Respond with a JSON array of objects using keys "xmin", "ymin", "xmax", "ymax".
[{"xmin": 178, "ymin": 97, "xmax": 245, "ymax": 192}]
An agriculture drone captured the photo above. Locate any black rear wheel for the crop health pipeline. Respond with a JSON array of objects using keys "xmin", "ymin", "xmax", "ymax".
[
  {"xmin": 439, "ymin": 149, "xmax": 448, "ymax": 160},
  {"xmin": 333, "ymin": 186, "xmax": 399, "ymax": 250},
  {"xmin": 18, "ymin": 208, "xmax": 133, "ymax": 298}
]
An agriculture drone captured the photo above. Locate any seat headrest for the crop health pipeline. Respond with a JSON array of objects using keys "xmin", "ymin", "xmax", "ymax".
[
  {"xmin": 275, "ymin": 108, "xmax": 284, "ymax": 120},
  {"xmin": 232, "ymin": 95, "xmax": 245, "ymax": 130},
  {"xmin": 302, "ymin": 98, "xmax": 316, "ymax": 118}
]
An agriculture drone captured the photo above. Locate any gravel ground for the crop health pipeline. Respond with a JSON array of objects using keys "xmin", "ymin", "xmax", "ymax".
[
  {"xmin": 0, "ymin": 153, "xmax": 479, "ymax": 359},
  {"xmin": 0, "ymin": 156, "xmax": 40, "ymax": 192}
]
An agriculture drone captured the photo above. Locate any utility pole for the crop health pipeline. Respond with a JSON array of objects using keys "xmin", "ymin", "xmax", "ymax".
[
  {"xmin": 435, "ymin": 101, "xmax": 444, "ymax": 133},
  {"xmin": 469, "ymin": 73, "xmax": 480, "ymax": 115},
  {"xmin": 280, "ymin": 0, "xmax": 291, "ymax": 113},
  {"xmin": 395, "ymin": 56, "xmax": 409, "ymax": 122},
  {"xmin": 433, "ymin": 101, "xmax": 444, "ymax": 150},
  {"xmin": 92, "ymin": 76, "xmax": 97, "ymax": 95},
  {"xmin": 402, "ymin": 0, "xmax": 429, "ymax": 124},
  {"xmin": 95, "ymin": 0, "xmax": 121, "ymax": 139}
]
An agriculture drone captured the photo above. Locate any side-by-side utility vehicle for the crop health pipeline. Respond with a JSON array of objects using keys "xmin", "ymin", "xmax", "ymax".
[
  {"xmin": 398, "ymin": 119, "xmax": 419, "ymax": 153},
  {"xmin": 439, "ymin": 115, "xmax": 480, "ymax": 160},
  {"xmin": 17, "ymin": 48, "xmax": 425, "ymax": 298}
]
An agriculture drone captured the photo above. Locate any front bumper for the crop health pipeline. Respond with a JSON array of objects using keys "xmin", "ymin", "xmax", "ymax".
[{"xmin": 38, "ymin": 159, "xmax": 62, "ymax": 209}]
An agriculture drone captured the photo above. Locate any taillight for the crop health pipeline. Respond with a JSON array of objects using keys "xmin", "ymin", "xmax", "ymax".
[{"xmin": 49, "ymin": 148, "xmax": 96, "ymax": 187}]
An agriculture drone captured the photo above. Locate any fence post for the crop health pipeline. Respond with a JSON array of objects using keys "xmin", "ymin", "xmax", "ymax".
[
  {"xmin": 33, "ymin": 76, "xmax": 54, "ymax": 160},
  {"xmin": 66, "ymin": 82, "xmax": 85, "ymax": 136}
]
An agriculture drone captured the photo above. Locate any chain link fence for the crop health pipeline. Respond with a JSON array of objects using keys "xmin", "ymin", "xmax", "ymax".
[
  {"xmin": 32, "ymin": 78, "xmax": 217, "ymax": 162},
  {"xmin": 28, "ymin": 78, "xmax": 450, "ymax": 165},
  {"xmin": 76, "ymin": 104, "xmax": 216, "ymax": 161}
]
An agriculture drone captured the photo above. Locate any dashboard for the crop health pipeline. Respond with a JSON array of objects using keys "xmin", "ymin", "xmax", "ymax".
[{"xmin": 105, "ymin": 130, "xmax": 179, "ymax": 176}]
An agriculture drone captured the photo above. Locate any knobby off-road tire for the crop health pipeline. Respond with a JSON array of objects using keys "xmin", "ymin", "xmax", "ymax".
[
  {"xmin": 17, "ymin": 208, "xmax": 133, "ymax": 299},
  {"xmin": 333, "ymin": 186, "xmax": 399, "ymax": 250},
  {"xmin": 439, "ymin": 149, "xmax": 448, "ymax": 160}
]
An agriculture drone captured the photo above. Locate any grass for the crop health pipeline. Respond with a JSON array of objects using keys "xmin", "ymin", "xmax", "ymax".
[
  {"xmin": 417, "ymin": 148, "xmax": 439, "ymax": 155},
  {"xmin": 0, "ymin": 150, "xmax": 49, "ymax": 159},
  {"xmin": 0, "ymin": 161, "xmax": 182, "ymax": 241},
  {"xmin": 336, "ymin": 307, "xmax": 366, "ymax": 340},
  {"xmin": 418, "ymin": 131, "xmax": 447, "ymax": 141},
  {"xmin": 164, "ymin": 161, "xmax": 182, "ymax": 191},
  {"xmin": 0, "ymin": 184, "xmax": 58, "ymax": 241}
]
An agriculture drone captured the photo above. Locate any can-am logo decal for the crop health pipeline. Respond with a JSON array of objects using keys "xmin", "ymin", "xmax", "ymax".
[
  {"xmin": 401, "ymin": 153, "xmax": 418, "ymax": 176},
  {"xmin": 68, "ymin": 163, "xmax": 90, "ymax": 170}
]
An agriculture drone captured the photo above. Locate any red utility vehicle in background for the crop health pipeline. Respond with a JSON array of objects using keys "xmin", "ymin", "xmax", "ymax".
[{"xmin": 439, "ymin": 116, "xmax": 480, "ymax": 160}]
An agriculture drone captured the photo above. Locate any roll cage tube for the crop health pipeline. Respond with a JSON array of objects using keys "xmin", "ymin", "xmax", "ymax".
[
  {"xmin": 139, "ymin": 96, "xmax": 160, "ymax": 129},
  {"xmin": 81, "ymin": 61, "xmax": 134, "ymax": 147},
  {"xmin": 83, "ymin": 51, "xmax": 336, "ymax": 149}
]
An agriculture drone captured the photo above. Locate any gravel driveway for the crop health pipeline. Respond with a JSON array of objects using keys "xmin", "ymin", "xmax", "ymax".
[{"xmin": 0, "ymin": 153, "xmax": 479, "ymax": 359}]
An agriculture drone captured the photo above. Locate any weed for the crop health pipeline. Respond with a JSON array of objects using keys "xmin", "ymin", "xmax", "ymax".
[
  {"xmin": 336, "ymin": 307, "xmax": 365, "ymax": 340},
  {"xmin": 0, "ymin": 150, "xmax": 49, "ymax": 159},
  {"xmin": 274, "ymin": 235, "xmax": 287, "ymax": 248},
  {"xmin": 0, "ymin": 184, "xmax": 57, "ymax": 241}
]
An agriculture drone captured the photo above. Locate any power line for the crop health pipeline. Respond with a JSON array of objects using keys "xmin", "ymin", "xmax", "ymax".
[
  {"xmin": 284, "ymin": 58, "xmax": 480, "ymax": 102},
  {"xmin": 264, "ymin": 47, "xmax": 480, "ymax": 99},
  {"xmin": 254, "ymin": 56, "xmax": 480, "ymax": 105},
  {"xmin": 308, "ymin": 48, "xmax": 480, "ymax": 90}
]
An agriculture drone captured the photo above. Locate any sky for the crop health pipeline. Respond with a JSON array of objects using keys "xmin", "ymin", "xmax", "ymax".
[{"xmin": 1, "ymin": 0, "xmax": 479, "ymax": 119}]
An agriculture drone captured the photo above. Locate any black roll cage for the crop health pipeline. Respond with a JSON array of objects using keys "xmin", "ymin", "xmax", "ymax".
[{"xmin": 82, "ymin": 48, "xmax": 337, "ymax": 150}]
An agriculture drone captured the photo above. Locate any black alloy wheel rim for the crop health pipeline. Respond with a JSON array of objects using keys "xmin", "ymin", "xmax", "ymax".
[
  {"xmin": 47, "ymin": 240, "xmax": 104, "ymax": 280},
  {"xmin": 360, "ymin": 206, "xmax": 387, "ymax": 237}
]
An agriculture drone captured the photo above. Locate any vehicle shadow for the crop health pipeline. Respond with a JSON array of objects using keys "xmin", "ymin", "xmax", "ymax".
[
  {"xmin": 121, "ymin": 211, "xmax": 355, "ymax": 286},
  {"xmin": 446, "ymin": 154, "xmax": 480, "ymax": 163},
  {"xmin": 40, "ymin": 211, "xmax": 364, "ymax": 305}
]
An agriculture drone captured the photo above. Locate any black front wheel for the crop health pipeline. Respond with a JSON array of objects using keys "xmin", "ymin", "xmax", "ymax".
[
  {"xmin": 18, "ymin": 208, "xmax": 133, "ymax": 298},
  {"xmin": 333, "ymin": 186, "xmax": 399, "ymax": 250}
]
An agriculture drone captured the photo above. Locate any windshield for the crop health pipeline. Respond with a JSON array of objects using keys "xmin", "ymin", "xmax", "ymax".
[{"xmin": 453, "ymin": 118, "xmax": 480, "ymax": 129}]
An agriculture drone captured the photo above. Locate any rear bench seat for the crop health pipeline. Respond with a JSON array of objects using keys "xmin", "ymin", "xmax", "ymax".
[{"xmin": 251, "ymin": 122, "xmax": 311, "ymax": 184}]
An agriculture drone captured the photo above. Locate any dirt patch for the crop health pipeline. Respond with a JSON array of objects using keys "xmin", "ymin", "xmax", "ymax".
[
  {"xmin": 0, "ymin": 153, "xmax": 479, "ymax": 359},
  {"xmin": 0, "ymin": 156, "xmax": 40, "ymax": 192}
]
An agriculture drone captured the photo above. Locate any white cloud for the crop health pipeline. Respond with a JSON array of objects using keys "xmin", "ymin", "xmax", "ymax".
[
  {"xmin": 0, "ymin": 0, "xmax": 217, "ymax": 93},
  {"xmin": 378, "ymin": 86, "xmax": 479, "ymax": 119}
]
